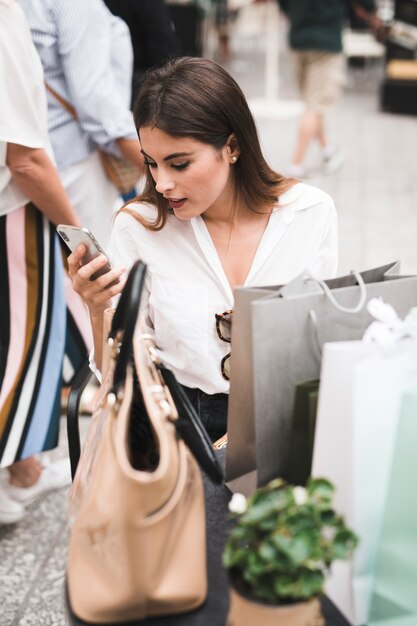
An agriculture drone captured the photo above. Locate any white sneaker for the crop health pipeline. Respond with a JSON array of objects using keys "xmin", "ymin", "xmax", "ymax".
[
  {"xmin": 0, "ymin": 484, "xmax": 26, "ymax": 524},
  {"xmin": 322, "ymin": 146, "xmax": 346, "ymax": 174},
  {"xmin": 4, "ymin": 458, "xmax": 71, "ymax": 506},
  {"xmin": 285, "ymin": 162, "xmax": 307, "ymax": 179}
]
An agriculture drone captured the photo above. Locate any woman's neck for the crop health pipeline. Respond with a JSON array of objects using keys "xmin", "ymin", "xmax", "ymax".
[{"xmin": 203, "ymin": 201, "xmax": 272, "ymax": 229}]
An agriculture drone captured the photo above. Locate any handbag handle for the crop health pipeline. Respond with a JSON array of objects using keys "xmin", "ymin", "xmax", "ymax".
[
  {"xmin": 109, "ymin": 260, "xmax": 147, "ymax": 394},
  {"xmin": 306, "ymin": 270, "xmax": 367, "ymax": 313},
  {"xmin": 107, "ymin": 261, "xmax": 225, "ymax": 483}
]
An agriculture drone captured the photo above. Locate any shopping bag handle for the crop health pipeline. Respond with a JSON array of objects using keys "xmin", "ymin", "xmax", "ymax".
[
  {"xmin": 306, "ymin": 270, "xmax": 367, "ymax": 313},
  {"xmin": 308, "ymin": 310, "xmax": 323, "ymax": 358},
  {"xmin": 109, "ymin": 260, "xmax": 147, "ymax": 393},
  {"xmin": 307, "ymin": 270, "xmax": 367, "ymax": 358}
]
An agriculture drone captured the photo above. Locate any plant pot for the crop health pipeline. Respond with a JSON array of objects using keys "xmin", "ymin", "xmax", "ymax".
[{"xmin": 227, "ymin": 585, "xmax": 324, "ymax": 626}]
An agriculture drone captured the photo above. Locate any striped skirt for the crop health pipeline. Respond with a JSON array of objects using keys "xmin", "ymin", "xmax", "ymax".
[
  {"xmin": 0, "ymin": 203, "xmax": 66, "ymax": 468},
  {"xmin": 62, "ymin": 264, "xmax": 93, "ymax": 387}
]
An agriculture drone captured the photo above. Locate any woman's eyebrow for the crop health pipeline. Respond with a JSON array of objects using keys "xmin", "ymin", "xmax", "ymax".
[
  {"xmin": 163, "ymin": 152, "xmax": 193, "ymax": 161},
  {"xmin": 140, "ymin": 150, "xmax": 193, "ymax": 161}
]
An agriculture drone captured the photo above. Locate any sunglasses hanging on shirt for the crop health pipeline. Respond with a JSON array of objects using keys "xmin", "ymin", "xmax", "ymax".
[{"xmin": 215, "ymin": 309, "xmax": 233, "ymax": 381}]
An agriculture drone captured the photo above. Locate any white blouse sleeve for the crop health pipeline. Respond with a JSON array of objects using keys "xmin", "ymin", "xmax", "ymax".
[{"xmin": 108, "ymin": 212, "xmax": 154, "ymax": 329}]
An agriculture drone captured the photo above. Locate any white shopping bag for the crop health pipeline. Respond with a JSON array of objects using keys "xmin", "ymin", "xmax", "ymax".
[{"xmin": 312, "ymin": 335, "xmax": 417, "ymax": 626}]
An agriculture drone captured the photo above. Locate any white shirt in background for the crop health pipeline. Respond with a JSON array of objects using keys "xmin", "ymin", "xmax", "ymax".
[
  {"xmin": 0, "ymin": 0, "xmax": 54, "ymax": 216},
  {"xmin": 18, "ymin": 0, "xmax": 137, "ymax": 170},
  {"xmin": 107, "ymin": 182, "xmax": 338, "ymax": 395}
]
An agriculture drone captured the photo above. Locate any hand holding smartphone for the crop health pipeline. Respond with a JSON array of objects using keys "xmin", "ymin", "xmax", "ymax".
[{"xmin": 57, "ymin": 225, "xmax": 113, "ymax": 280}]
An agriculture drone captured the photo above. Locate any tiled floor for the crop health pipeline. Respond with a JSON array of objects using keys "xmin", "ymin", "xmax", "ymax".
[
  {"xmin": 0, "ymin": 433, "xmax": 71, "ymax": 626},
  {"xmin": 1, "ymin": 8, "xmax": 416, "ymax": 626}
]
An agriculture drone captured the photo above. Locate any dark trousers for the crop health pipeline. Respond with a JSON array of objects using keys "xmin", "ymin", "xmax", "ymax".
[{"xmin": 181, "ymin": 387, "xmax": 228, "ymax": 443}]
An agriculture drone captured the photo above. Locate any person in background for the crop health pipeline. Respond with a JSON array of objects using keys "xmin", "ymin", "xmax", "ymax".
[
  {"xmin": 277, "ymin": 0, "xmax": 382, "ymax": 179},
  {"xmin": 68, "ymin": 57, "xmax": 338, "ymax": 443},
  {"xmin": 214, "ymin": 0, "xmax": 232, "ymax": 63},
  {"xmin": 18, "ymin": 0, "xmax": 144, "ymax": 247},
  {"xmin": 19, "ymin": 0, "xmax": 145, "ymax": 391},
  {"xmin": 103, "ymin": 0, "xmax": 181, "ymax": 108},
  {"xmin": 0, "ymin": 0, "xmax": 80, "ymax": 525}
]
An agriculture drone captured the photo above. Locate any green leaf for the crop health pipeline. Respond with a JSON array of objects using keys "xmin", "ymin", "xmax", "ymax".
[
  {"xmin": 229, "ymin": 524, "xmax": 250, "ymax": 540},
  {"xmin": 320, "ymin": 509, "xmax": 338, "ymax": 525},
  {"xmin": 295, "ymin": 569, "xmax": 325, "ymax": 598},
  {"xmin": 247, "ymin": 551, "xmax": 269, "ymax": 575},
  {"xmin": 271, "ymin": 531, "xmax": 292, "ymax": 553},
  {"xmin": 223, "ymin": 545, "xmax": 249, "ymax": 568},
  {"xmin": 308, "ymin": 478, "xmax": 334, "ymax": 503},
  {"xmin": 258, "ymin": 541, "xmax": 276, "ymax": 562},
  {"xmin": 332, "ymin": 529, "xmax": 359, "ymax": 559},
  {"xmin": 272, "ymin": 532, "xmax": 314, "ymax": 566},
  {"xmin": 251, "ymin": 576, "xmax": 277, "ymax": 602},
  {"xmin": 288, "ymin": 533, "xmax": 313, "ymax": 564},
  {"xmin": 243, "ymin": 491, "xmax": 291, "ymax": 525},
  {"xmin": 273, "ymin": 569, "xmax": 325, "ymax": 600},
  {"xmin": 274, "ymin": 574, "xmax": 297, "ymax": 598}
]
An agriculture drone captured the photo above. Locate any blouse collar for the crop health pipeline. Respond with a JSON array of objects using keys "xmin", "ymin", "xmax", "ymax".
[{"xmin": 190, "ymin": 183, "xmax": 322, "ymax": 301}]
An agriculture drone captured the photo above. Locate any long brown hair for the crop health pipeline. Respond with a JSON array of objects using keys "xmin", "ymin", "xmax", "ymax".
[{"xmin": 127, "ymin": 57, "xmax": 295, "ymax": 230}]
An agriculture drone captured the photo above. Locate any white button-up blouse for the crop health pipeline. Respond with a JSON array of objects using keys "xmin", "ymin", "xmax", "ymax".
[{"xmin": 107, "ymin": 182, "xmax": 338, "ymax": 394}]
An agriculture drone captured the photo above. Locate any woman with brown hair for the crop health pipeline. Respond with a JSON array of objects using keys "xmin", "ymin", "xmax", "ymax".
[{"xmin": 68, "ymin": 56, "xmax": 338, "ymax": 442}]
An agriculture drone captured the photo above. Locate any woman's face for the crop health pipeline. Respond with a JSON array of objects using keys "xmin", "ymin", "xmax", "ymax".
[{"xmin": 139, "ymin": 126, "xmax": 236, "ymax": 221}]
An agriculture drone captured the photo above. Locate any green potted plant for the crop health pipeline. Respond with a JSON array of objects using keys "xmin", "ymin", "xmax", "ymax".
[{"xmin": 223, "ymin": 478, "xmax": 358, "ymax": 626}]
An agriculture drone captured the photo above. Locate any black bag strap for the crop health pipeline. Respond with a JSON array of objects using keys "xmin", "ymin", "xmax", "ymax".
[
  {"xmin": 109, "ymin": 260, "xmax": 146, "ymax": 394},
  {"xmin": 66, "ymin": 360, "xmax": 94, "ymax": 480},
  {"xmin": 160, "ymin": 367, "xmax": 224, "ymax": 484}
]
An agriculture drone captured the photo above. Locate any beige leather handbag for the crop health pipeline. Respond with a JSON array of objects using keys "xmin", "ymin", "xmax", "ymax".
[{"xmin": 67, "ymin": 261, "xmax": 208, "ymax": 624}]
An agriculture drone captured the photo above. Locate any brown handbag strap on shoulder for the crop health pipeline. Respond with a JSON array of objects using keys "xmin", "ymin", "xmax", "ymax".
[
  {"xmin": 44, "ymin": 81, "xmax": 78, "ymax": 120},
  {"xmin": 45, "ymin": 81, "xmax": 140, "ymax": 194}
]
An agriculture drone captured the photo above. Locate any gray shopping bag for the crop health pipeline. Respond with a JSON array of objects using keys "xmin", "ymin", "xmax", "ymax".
[{"xmin": 225, "ymin": 261, "xmax": 417, "ymax": 495}]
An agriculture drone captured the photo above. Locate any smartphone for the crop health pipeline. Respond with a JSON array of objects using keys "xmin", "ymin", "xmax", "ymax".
[{"xmin": 57, "ymin": 225, "xmax": 113, "ymax": 280}]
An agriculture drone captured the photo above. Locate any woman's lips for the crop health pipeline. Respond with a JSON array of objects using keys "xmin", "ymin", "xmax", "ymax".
[{"xmin": 167, "ymin": 198, "xmax": 187, "ymax": 210}]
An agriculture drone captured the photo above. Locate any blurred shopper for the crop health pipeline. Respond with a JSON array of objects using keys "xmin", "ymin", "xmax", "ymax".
[
  {"xmin": 18, "ymin": 0, "xmax": 144, "ymax": 247},
  {"xmin": 0, "ymin": 0, "xmax": 80, "ymax": 525},
  {"xmin": 19, "ymin": 0, "xmax": 145, "ymax": 392},
  {"xmin": 67, "ymin": 57, "xmax": 338, "ymax": 442},
  {"xmin": 214, "ymin": 0, "xmax": 232, "ymax": 63},
  {"xmin": 277, "ymin": 0, "xmax": 381, "ymax": 178},
  {"xmin": 103, "ymin": 0, "xmax": 181, "ymax": 108},
  {"xmin": 213, "ymin": 0, "xmax": 258, "ymax": 64}
]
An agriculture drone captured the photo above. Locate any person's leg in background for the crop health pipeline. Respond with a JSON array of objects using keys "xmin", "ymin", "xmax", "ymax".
[
  {"xmin": 214, "ymin": 0, "xmax": 231, "ymax": 64},
  {"xmin": 287, "ymin": 50, "xmax": 346, "ymax": 178},
  {"xmin": 291, "ymin": 109, "xmax": 325, "ymax": 171},
  {"xmin": 0, "ymin": 204, "xmax": 71, "ymax": 525}
]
